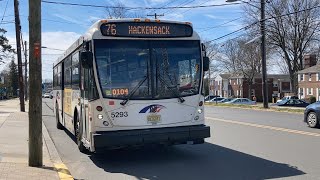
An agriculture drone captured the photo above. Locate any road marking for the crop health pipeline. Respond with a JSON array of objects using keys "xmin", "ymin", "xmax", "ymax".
[
  {"xmin": 54, "ymin": 163, "xmax": 74, "ymax": 180},
  {"xmin": 206, "ymin": 117, "xmax": 320, "ymax": 137}
]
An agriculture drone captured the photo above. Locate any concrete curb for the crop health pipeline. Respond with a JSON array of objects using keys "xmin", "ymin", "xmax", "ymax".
[
  {"xmin": 43, "ymin": 116, "xmax": 74, "ymax": 180},
  {"xmin": 43, "ymin": 122, "xmax": 62, "ymax": 164}
]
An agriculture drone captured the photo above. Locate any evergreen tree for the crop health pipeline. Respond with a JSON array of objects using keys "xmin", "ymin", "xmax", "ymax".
[
  {"xmin": 0, "ymin": 28, "xmax": 15, "ymax": 64},
  {"xmin": 9, "ymin": 60, "xmax": 18, "ymax": 96}
]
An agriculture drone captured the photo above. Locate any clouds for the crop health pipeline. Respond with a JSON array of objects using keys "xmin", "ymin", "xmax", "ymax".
[{"xmin": 0, "ymin": 31, "xmax": 80, "ymax": 80}]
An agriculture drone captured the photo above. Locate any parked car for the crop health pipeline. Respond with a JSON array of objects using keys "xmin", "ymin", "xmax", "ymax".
[
  {"xmin": 207, "ymin": 97, "xmax": 225, "ymax": 102},
  {"xmin": 204, "ymin": 95, "xmax": 220, "ymax": 102},
  {"xmin": 42, "ymin": 93, "xmax": 51, "ymax": 98},
  {"xmin": 276, "ymin": 99, "xmax": 309, "ymax": 107},
  {"xmin": 304, "ymin": 101, "xmax": 320, "ymax": 128},
  {"xmin": 225, "ymin": 98, "xmax": 256, "ymax": 105},
  {"xmin": 276, "ymin": 96, "xmax": 299, "ymax": 103},
  {"xmin": 219, "ymin": 98, "xmax": 234, "ymax": 103}
]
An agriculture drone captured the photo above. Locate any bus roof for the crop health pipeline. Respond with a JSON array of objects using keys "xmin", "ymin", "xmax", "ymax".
[{"xmin": 54, "ymin": 18, "xmax": 200, "ymax": 66}]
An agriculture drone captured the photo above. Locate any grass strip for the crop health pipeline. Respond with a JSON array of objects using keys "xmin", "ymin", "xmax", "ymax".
[{"xmin": 205, "ymin": 102, "xmax": 305, "ymax": 114}]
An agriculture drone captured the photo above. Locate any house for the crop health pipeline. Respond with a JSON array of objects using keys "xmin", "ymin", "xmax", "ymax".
[
  {"xmin": 212, "ymin": 74, "xmax": 231, "ymax": 97},
  {"xmin": 212, "ymin": 73, "xmax": 291, "ymax": 102},
  {"xmin": 297, "ymin": 64, "xmax": 320, "ymax": 100},
  {"xmin": 297, "ymin": 54, "xmax": 320, "ymax": 100}
]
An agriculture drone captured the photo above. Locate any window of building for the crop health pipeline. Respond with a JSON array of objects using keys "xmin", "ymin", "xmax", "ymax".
[
  {"xmin": 299, "ymin": 88, "xmax": 304, "ymax": 96},
  {"xmin": 236, "ymin": 90, "xmax": 239, "ymax": 96},
  {"xmin": 309, "ymin": 88, "xmax": 313, "ymax": 95},
  {"xmin": 229, "ymin": 79, "xmax": 232, "ymax": 84},
  {"xmin": 317, "ymin": 73, "xmax": 320, "ymax": 81},
  {"xmin": 309, "ymin": 73, "xmax": 312, "ymax": 81},
  {"xmin": 299, "ymin": 74, "xmax": 304, "ymax": 81},
  {"xmin": 237, "ymin": 79, "xmax": 239, "ymax": 85},
  {"xmin": 251, "ymin": 89, "xmax": 255, "ymax": 96}
]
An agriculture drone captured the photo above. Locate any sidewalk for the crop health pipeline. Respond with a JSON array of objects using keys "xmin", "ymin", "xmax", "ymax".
[{"xmin": 0, "ymin": 98, "xmax": 60, "ymax": 180}]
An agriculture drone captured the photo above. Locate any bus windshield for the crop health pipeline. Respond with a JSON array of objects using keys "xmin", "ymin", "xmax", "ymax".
[{"xmin": 94, "ymin": 39, "xmax": 201, "ymax": 100}]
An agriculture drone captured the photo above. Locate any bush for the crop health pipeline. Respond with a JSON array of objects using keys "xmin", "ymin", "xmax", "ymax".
[{"xmin": 309, "ymin": 96, "xmax": 316, "ymax": 104}]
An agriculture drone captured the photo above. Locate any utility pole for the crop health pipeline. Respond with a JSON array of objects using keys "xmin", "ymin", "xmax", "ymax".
[
  {"xmin": 147, "ymin": 13, "xmax": 164, "ymax": 19},
  {"xmin": 29, "ymin": 0, "xmax": 42, "ymax": 167},
  {"xmin": 260, "ymin": 0, "xmax": 268, "ymax": 108},
  {"xmin": 14, "ymin": 0, "xmax": 25, "ymax": 112},
  {"xmin": 24, "ymin": 41, "xmax": 28, "ymax": 100}
]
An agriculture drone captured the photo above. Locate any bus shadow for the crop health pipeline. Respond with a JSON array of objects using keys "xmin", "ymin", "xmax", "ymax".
[{"xmin": 88, "ymin": 143, "xmax": 305, "ymax": 180}]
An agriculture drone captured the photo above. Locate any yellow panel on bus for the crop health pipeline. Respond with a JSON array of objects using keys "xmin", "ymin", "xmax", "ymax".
[{"xmin": 64, "ymin": 88, "xmax": 72, "ymax": 115}]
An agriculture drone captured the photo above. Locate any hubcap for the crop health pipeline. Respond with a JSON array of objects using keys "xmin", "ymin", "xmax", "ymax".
[{"xmin": 308, "ymin": 113, "xmax": 317, "ymax": 126}]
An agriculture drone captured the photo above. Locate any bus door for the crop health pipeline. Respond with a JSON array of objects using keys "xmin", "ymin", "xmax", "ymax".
[{"xmin": 80, "ymin": 67, "xmax": 90, "ymax": 140}]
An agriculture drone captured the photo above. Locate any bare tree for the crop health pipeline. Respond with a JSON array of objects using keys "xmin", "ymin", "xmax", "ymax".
[
  {"xmin": 244, "ymin": 0, "xmax": 320, "ymax": 93},
  {"xmin": 105, "ymin": 1, "xmax": 144, "ymax": 19},
  {"xmin": 218, "ymin": 36, "xmax": 262, "ymax": 97}
]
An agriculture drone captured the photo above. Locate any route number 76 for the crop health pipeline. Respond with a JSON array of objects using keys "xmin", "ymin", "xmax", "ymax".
[{"xmin": 106, "ymin": 24, "xmax": 116, "ymax": 35}]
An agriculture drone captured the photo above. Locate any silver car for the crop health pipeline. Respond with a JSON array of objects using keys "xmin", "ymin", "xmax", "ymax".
[{"xmin": 225, "ymin": 98, "xmax": 256, "ymax": 105}]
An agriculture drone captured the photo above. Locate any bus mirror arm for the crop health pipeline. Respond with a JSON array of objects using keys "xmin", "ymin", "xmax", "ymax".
[
  {"xmin": 203, "ymin": 56, "xmax": 210, "ymax": 72},
  {"xmin": 80, "ymin": 51, "xmax": 93, "ymax": 68}
]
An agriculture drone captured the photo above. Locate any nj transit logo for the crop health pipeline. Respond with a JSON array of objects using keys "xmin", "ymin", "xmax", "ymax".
[{"xmin": 139, "ymin": 104, "xmax": 166, "ymax": 113}]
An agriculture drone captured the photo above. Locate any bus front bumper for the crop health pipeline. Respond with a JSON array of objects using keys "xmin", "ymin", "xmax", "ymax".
[{"xmin": 93, "ymin": 125, "xmax": 210, "ymax": 149}]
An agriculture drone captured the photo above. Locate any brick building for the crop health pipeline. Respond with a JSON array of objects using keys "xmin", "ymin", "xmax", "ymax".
[
  {"xmin": 297, "ymin": 65, "xmax": 320, "ymax": 100},
  {"xmin": 297, "ymin": 55, "xmax": 319, "ymax": 100},
  {"xmin": 212, "ymin": 74, "xmax": 291, "ymax": 102}
]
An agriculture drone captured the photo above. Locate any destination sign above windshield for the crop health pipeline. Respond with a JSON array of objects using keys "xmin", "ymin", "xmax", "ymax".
[{"xmin": 100, "ymin": 22, "xmax": 193, "ymax": 38}]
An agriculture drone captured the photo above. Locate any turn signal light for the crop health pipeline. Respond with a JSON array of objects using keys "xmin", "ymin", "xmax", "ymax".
[{"xmin": 96, "ymin": 106, "xmax": 103, "ymax": 111}]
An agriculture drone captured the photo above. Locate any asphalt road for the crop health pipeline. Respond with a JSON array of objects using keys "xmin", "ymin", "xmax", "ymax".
[{"xmin": 42, "ymin": 99, "xmax": 320, "ymax": 180}]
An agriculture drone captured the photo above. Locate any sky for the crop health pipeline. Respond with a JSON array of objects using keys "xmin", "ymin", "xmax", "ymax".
[{"xmin": 0, "ymin": 0, "xmax": 250, "ymax": 80}]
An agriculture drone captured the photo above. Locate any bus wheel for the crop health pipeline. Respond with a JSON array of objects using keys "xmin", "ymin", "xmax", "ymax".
[
  {"xmin": 56, "ymin": 103, "xmax": 63, "ymax": 130},
  {"xmin": 75, "ymin": 114, "xmax": 87, "ymax": 153}
]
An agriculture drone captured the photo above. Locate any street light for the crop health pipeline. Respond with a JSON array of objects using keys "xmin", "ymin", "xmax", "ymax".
[{"xmin": 226, "ymin": 0, "xmax": 268, "ymax": 108}]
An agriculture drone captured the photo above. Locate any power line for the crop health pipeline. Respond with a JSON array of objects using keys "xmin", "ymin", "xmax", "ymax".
[
  {"xmin": 206, "ymin": 4, "xmax": 320, "ymax": 43},
  {"xmin": 207, "ymin": 22, "xmax": 257, "ymax": 43},
  {"xmin": 148, "ymin": 0, "xmax": 179, "ymax": 15},
  {"xmin": 173, "ymin": 0, "xmax": 213, "ymax": 16},
  {"xmin": 0, "ymin": 0, "xmax": 9, "ymax": 27},
  {"xmin": 41, "ymin": 0, "xmax": 242, "ymax": 10},
  {"xmin": 198, "ymin": 17, "xmax": 242, "ymax": 33},
  {"xmin": 163, "ymin": 0, "xmax": 197, "ymax": 16}
]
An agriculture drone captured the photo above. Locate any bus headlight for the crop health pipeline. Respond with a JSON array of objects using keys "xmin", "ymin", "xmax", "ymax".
[
  {"xmin": 97, "ymin": 114, "xmax": 103, "ymax": 120},
  {"xmin": 197, "ymin": 109, "xmax": 202, "ymax": 114}
]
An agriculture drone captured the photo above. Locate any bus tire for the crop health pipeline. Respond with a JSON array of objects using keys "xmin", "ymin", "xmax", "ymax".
[
  {"xmin": 56, "ymin": 103, "xmax": 63, "ymax": 130},
  {"xmin": 75, "ymin": 113, "xmax": 87, "ymax": 153}
]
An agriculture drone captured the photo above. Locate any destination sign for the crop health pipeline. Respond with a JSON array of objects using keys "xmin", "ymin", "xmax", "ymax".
[{"xmin": 100, "ymin": 22, "xmax": 193, "ymax": 38}]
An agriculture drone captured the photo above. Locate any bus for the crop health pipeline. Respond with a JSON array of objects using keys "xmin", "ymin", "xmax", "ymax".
[{"xmin": 53, "ymin": 19, "xmax": 210, "ymax": 153}]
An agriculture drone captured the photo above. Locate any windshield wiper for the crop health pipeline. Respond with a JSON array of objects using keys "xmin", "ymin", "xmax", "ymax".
[
  {"xmin": 157, "ymin": 74, "xmax": 185, "ymax": 103},
  {"xmin": 120, "ymin": 76, "xmax": 148, "ymax": 106}
]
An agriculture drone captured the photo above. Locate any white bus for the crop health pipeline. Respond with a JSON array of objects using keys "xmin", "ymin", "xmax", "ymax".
[{"xmin": 53, "ymin": 19, "xmax": 210, "ymax": 153}]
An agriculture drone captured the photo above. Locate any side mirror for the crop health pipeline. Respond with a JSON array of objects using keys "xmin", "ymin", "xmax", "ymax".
[
  {"xmin": 80, "ymin": 51, "xmax": 93, "ymax": 68},
  {"xmin": 203, "ymin": 56, "xmax": 210, "ymax": 71}
]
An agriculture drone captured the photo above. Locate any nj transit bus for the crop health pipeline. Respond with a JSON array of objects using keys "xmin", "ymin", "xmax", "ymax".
[{"xmin": 53, "ymin": 19, "xmax": 210, "ymax": 153}]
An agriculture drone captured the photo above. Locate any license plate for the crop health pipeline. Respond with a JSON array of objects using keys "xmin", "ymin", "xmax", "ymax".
[{"xmin": 147, "ymin": 114, "xmax": 161, "ymax": 124}]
